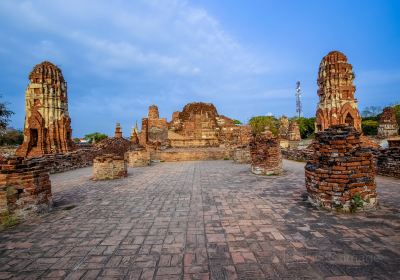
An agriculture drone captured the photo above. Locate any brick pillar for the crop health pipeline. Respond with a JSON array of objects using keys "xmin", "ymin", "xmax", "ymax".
[
  {"xmin": 305, "ymin": 125, "xmax": 377, "ymax": 212},
  {"xmin": 250, "ymin": 129, "xmax": 282, "ymax": 175}
]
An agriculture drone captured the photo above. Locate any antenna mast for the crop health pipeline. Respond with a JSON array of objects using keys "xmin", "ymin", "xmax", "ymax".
[{"xmin": 295, "ymin": 81, "xmax": 302, "ymax": 118}]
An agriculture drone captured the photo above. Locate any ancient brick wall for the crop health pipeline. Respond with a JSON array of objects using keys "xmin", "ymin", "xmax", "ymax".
[
  {"xmin": 155, "ymin": 148, "xmax": 227, "ymax": 162},
  {"xmin": 0, "ymin": 156, "xmax": 52, "ymax": 219},
  {"xmin": 376, "ymin": 147, "xmax": 400, "ymax": 178},
  {"xmin": 377, "ymin": 107, "xmax": 399, "ymax": 138},
  {"xmin": 233, "ymin": 147, "xmax": 251, "ymax": 164},
  {"xmin": 315, "ymin": 51, "xmax": 362, "ymax": 132},
  {"xmin": 250, "ymin": 129, "xmax": 282, "ymax": 175},
  {"xmin": 305, "ymin": 125, "xmax": 377, "ymax": 212},
  {"xmin": 93, "ymin": 154, "xmax": 127, "ymax": 180},
  {"xmin": 125, "ymin": 149, "xmax": 150, "ymax": 167},
  {"xmin": 281, "ymin": 147, "xmax": 314, "ymax": 162},
  {"xmin": 16, "ymin": 61, "xmax": 74, "ymax": 158}
]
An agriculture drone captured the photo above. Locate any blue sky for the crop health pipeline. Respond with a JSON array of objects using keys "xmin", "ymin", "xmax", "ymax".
[{"xmin": 0, "ymin": 0, "xmax": 399, "ymax": 137}]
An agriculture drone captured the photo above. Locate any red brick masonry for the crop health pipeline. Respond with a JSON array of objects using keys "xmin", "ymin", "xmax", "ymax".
[{"xmin": 305, "ymin": 125, "xmax": 377, "ymax": 212}]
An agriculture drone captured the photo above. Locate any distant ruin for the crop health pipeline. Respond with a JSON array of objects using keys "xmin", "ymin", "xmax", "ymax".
[{"xmin": 377, "ymin": 107, "xmax": 398, "ymax": 138}]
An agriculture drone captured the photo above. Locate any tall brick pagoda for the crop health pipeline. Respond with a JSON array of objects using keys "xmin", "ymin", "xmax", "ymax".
[
  {"xmin": 16, "ymin": 61, "xmax": 74, "ymax": 157},
  {"xmin": 315, "ymin": 51, "xmax": 362, "ymax": 132}
]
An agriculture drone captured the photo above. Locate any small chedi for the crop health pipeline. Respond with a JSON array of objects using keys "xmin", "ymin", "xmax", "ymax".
[
  {"xmin": 114, "ymin": 123, "xmax": 123, "ymax": 138},
  {"xmin": 94, "ymin": 124, "xmax": 132, "ymax": 157},
  {"xmin": 93, "ymin": 154, "xmax": 127, "ymax": 180},
  {"xmin": 0, "ymin": 157, "xmax": 52, "ymax": 219},
  {"xmin": 250, "ymin": 128, "xmax": 282, "ymax": 175},
  {"xmin": 305, "ymin": 125, "xmax": 377, "ymax": 212},
  {"xmin": 377, "ymin": 107, "xmax": 398, "ymax": 138},
  {"xmin": 139, "ymin": 105, "xmax": 169, "ymax": 146},
  {"xmin": 287, "ymin": 120, "xmax": 301, "ymax": 141},
  {"xmin": 315, "ymin": 51, "xmax": 362, "ymax": 132},
  {"xmin": 16, "ymin": 61, "xmax": 74, "ymax": 158},
  {"xmin": 130, "ymin": 123, "xmax": 140, "ymax": 144}
]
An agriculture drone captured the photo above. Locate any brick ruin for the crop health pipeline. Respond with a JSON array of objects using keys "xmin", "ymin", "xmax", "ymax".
[
  {"xmin": 135, "ymin": 102, "xmax": 250, "ymax": 161},
  {"xmin": 93, "ymin": 154, "xmax": 127, "ymax": 180},
  {"xmin": 250, "ymin": 128, "xmax": 282, "ymax": 175},
  {"xmin": 125, "ymin": 149, "xmax": 150, "ymax": 167},
  {"xmin": 377, "ymin": 107, "xmax": 398, "ymax": 138},
  {"xmin": 139, "ymin": 105, "xmax": 169, "ymax": 147},
  {"xmin": 232, "ymin": 147, "xmax": 251, "ymax": 164},
  {"xmin": 16, "ymin": 61, "xmax": 74, "ymax": 158},
  {"xmin": 315, "ymin": 51, "xmax": 362, "ymax": 133},
  {"xmin": 287, "ymin": 120, "xmax": 301, "ymax": 141},
  {"xmin": 0, "ymin": 157, "xmax": 52, "ymax": 219},
  {"xmin": 130, "ymin": 123, "xmax": 140, "ymax": 145},
  {"xmin": 305, "ymin": 125, "xmax": 377, "ymax": 212},
  {"xmin": 115, "ymin": 123, "xmax": 123, "ymax": 138}
]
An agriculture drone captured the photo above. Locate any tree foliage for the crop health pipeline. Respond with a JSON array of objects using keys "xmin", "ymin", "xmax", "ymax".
[
  {"xmin": 362, "ymin": 120, "xmax": 379, "ymax": 135},
  {"xmin": 84, "ymin": 132, "xmax": 108, "ymax": 143},
  {"xmin": 0, "ymin": 128, "xmax": 23, "ymax": 145},
  {"xmin": 292, "ymin": 117, "xmax": 315, "ymax": 139},
  {"xmin": 233, "ymin": 119, "xmax": 242, "ymax": 125},
  {"xmin": 392, "ymin": 104, "xmax": 400, "ymax": 128},
  {"xmin": 248, "ymin": 116, "xmax": 278, "ymax": 136},
  {"xmin": 0, "ymin": 97, "xmax": 14, "ymax": 132}
]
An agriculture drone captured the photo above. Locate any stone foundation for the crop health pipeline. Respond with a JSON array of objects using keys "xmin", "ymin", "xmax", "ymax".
[
  {"xmin": 250, "ymin": 129, "xmax": 282, "ymax": 175},
  {"xmin": 0, "ymin": 156, "xmax": 52, "ymax": 220},
  {"xmin": 93, "ymin": 154, "xmax": 127, "ymax": 180},
  {"xmin": 233, "ymin": 147, "xmax": 251, "ymax": 164},
  {"xmin": 125, "ymin": 149, "xmax": 151, "ymax": 167},
  {"xmin": 305, "ymin": 125, "xmax": 377, "ymax": 212}
]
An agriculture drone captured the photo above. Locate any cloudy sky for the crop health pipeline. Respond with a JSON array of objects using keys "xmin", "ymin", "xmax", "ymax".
[{"xmin": 0, "ymin": 0, "xmax": 399, "ymax": 137}]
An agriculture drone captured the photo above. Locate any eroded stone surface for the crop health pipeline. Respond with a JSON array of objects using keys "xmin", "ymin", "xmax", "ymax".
[
  {"xmin": 250, "ymin": 129, "xmax": 282, "ymax": 175},
  {"xmin": 16, "ymin": 61, "xmax": 74, "ymax": 158},
  {"xmin": 315, "ymin": 51, "xmax": 362, "ymax": 132},
  {"xmin": 93, "ymin": 154, "xmax": 127, "ymax": 180},
  {"xmin": 0, "ymin": 160, "xmax": 399, "ymax": 279}
]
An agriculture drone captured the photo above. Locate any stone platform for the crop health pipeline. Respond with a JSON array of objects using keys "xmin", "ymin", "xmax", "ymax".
[{"xmin": 0, "ymin": 160, "xmax": 399, "ymax": 279}]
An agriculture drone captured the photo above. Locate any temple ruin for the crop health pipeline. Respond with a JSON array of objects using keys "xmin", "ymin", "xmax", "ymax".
[
  {"xmin": 287, "ymin": 120, "xmax": 301, "ymax": 141},
  {"xmin": 250, "ymin": 128, "xmax": 282, "ymax": 175},
  {"xmin": 315, "ymin": 51, "xmax": 362, "ymax": 132},
  {"xmin": 377, "ymin": 107, "xmax": 398, "ymax": 138},
  {"xmin": 16, "ymin": 61, "xmax": 74, "ymax": 158},
  {"xmin": 93, "ymin": 154, "xmax": 127, "ymax": 180},
  {"xmin": 305, "ymin": 125, "xmax": 377, "ymax": 212}
]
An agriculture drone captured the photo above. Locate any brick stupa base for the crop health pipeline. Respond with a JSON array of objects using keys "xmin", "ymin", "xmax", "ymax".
[
  {"xmin": 250, "ymin": 129, "xmax": 282, "ymax": 175},
  {"xmin": 0, "ymin": 157, "xmax": 52, "ymax": 220},
  {"xmin": 305, "ymin": 125, "xmax": 377, "ymax": 212},
  {"xmin": 93, "ymin": 154, "xmax": 127, "ymax": 180},
  {"xmin": 125, "ymin": 149, "xmax": 150, "ymax": 167}
]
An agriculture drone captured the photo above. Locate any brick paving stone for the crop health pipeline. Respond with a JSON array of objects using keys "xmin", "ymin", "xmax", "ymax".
[{"xmin": 0, "ymin": 160, "xmax": 399, "ymax": 279}]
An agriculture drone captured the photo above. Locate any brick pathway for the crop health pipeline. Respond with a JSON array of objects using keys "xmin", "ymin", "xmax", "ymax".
[{"xmin": 0, "ymin": 160, "xmax": 399, "ymax": 279}]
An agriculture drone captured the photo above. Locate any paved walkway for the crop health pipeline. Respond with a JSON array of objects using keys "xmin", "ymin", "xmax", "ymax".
[{"xmin": 0, "ymin": 160, "xmax": 399, "ymax": 280}]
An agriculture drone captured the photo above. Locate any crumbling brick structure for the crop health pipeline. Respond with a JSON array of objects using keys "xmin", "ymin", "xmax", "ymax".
[
  {"xmin": 130, "ymin": 123, "xmax": 139, "ymax": 144},
  {"xmin": 305, "ymin": 125, "xmax": 377, "ymax": 212},
  {"xmin": 288, "ymin": 120, "xmax": 301, "ymax": 141},
  {"xmin": 0, "ymin": 157, "xmax": 52, "ymax": 219},
  {"xmin": 377, "ymin": 107, "xmax": 399, "ymax": 138},
  {"xmin": 16, "ymin": 61, "xmax": 74, "ymax": 158},
  {"xmin": 250, "ymin": 128, "xmax": 282, "ymax": 175},
  {"xmin": 233, "ymin": 147, "xmax": 251, "ymax": 164},
  {"xmin": 279, "ymin": 116, "xmax": 289, "ymax": 139},
  {"xmin": 139, "ymin": 105, "xmax": 168, "ymax": 146},
  {"xmin": 315, "ymin": 51, "xmax": 362, "ymax": 133},
  {"xmin": 93, "ymin": 154, "xmax": 127, "ymax": 180},
  {"xmin": 94, "ymin": 137, "xmax": 132, "ymax": 157},
  {"xmin": 125, "ymin": 149, "xmax": 150, "ymax": 167},
  {"xmin": 115, "ymin": 123, "xmax": 123, "ymax": 138}
]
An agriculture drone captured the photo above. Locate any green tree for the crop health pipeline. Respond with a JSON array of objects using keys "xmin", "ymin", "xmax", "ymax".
[
  {"xmin": 292, "ymin": 117, "xmax": 315, "ymax": 139},
  {"xmin": 392, "ymin": 104, "xmax": 400, "ymax": 129},
  {"xmin": 0, "ymin": 128, "xmax": 23, "ymax": 145},
  {"xmin": 248, "ymin": 116, "xmax": 278, "ymax": 136},
  {"xmin": 73, "ymin": 138, "xmax": 81, "ymax": 143},
  {"xmin": 84, "ymin": 132, "xmax": 108, "ymax": 143},
  {"xmin": 362, "ymin": 120, "xmax": 379, "ymax": 135},
  {"xmin": 233, "ymin": 119, "xmax": 242, "ymax": 125},
  {"xmin": 0, "ymin": 97, "xmax": 14, "ymax": 132}
]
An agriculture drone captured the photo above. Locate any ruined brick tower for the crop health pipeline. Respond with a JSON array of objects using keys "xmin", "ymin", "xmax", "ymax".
[
  {"xmin": 377, "ymin": 107, "xmax": 399, "ymax": 138},
  {"xmin": 315, "ymin": 51, "xmax": 361, "ymax": 132},
  {"xmin": 16, "ymin": 61, "xmax": 73, "ymax": 158}
]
